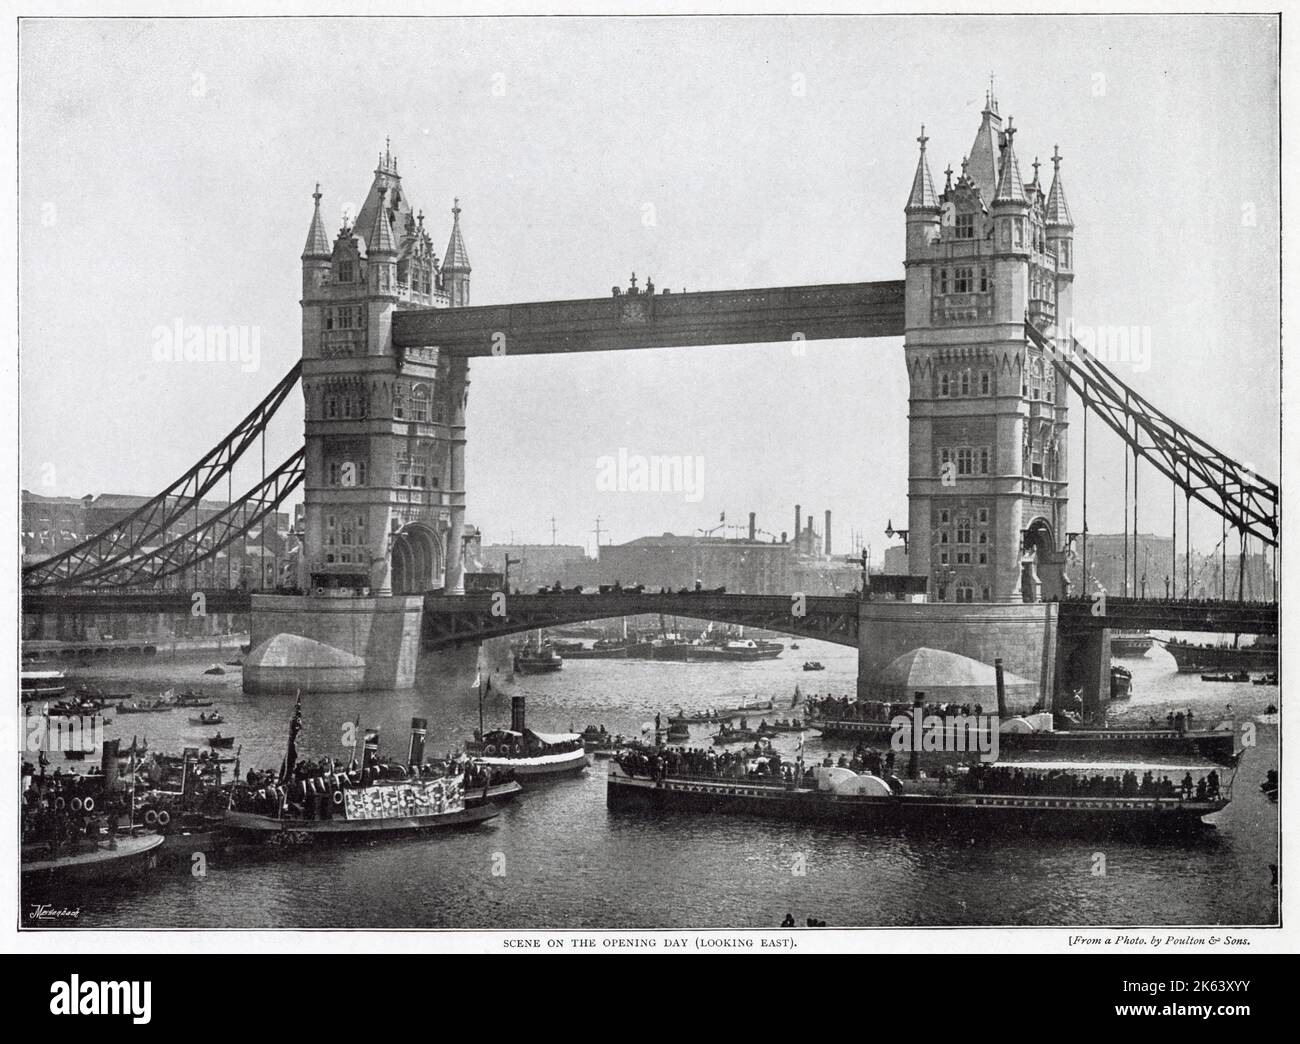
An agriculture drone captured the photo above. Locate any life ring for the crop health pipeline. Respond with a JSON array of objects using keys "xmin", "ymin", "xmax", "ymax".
[
  {"xmin": 514, "ymin": 744, "xmax": 523, "ymax": 756},
  {"xmin": 54, "ymin": 797, "xmax": 66, "ymax": 810},
  {"xmin": 485, "ymin": 744, "xmax": 496, "ymax": 755},
  {"xmin": 333, "ymin": 789, "xmax": 344, "ymax": 805},
  {"xmin": 157, "ymin": 810, "xmax": 171, "ymax": 827},
  {"xmin": 82, "ymin": 796, "xmax": 95, "ymax": 812},
  {"xmin": 144, "ymin": 809, "xmax": 159, "ymax": 825},
  {"xmin": 70, "ymin": 797, "xmax": 83, "ymax": 812}
]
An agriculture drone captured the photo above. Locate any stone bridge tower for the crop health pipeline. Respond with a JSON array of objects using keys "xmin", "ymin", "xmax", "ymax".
[
  {"xmin": 902, "ymin": 90, "xmax": 1075, "ymax": 604},
  {"xmin": 299, "ymin": 144, "xmax": 472, "ymax": 597}
]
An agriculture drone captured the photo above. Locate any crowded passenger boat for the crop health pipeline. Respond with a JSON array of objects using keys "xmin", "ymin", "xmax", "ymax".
[
  {"xmin": 467, "ymin": 697, "xmax": 589, "ymax": 779},
  {"xmin": 607, "ymin": 743, "xmax": 1237, "ymax": 836}
]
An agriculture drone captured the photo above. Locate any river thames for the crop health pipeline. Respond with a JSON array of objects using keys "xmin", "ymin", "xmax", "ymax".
[{"xmin": 28, "ymin": 637, "xmax": 1279, "ymax": 930}]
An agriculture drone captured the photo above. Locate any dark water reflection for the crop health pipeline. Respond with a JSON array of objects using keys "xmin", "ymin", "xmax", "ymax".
[{"xmin": 34, "ymin": 637, "xmax": 1278, "ymax": 929}]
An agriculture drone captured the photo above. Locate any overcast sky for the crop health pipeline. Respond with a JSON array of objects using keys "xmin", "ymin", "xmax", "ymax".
[{"xmin": 19, "ymin": 15, "xmax": 1279, "ymax": 560}]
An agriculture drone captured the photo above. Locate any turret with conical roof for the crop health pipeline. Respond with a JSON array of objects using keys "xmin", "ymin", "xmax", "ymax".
[
  {"xmin": 301, "ymin": 183, "xmax": 332, "ymax": 305},
  {"xmin": 1045, "ymin": 144, "xmax": 1075, "ymax": 319},
  {"xmin": 904, "ymin": 126, "xmax": 942, "ymax": 262},
  {"xmin": 442, "ymin": 198, "xmax": 471, "ymax": 307}
]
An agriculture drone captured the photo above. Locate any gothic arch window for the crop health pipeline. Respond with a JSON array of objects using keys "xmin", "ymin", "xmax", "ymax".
[
  {"xmin": 956, "ymin": 579, "xmax": 975, "ymax": 603},
  {"xmin": 980, "ymin": 370, "xmax": 992, "ymax": 395},
  {"xmin": 393, "ymin": 384, "xmax": 405, "ymax": 420},
  {"xmin": 411, "ymin": 384, "xmax": 430, "ymax": 422},
  {"xmin": 939, "ymin": 372, "xmax": 950, "ymax": 397},
  {"xmin": 960, "ymin": 369, "xmax": 971, "ymax": 396}
]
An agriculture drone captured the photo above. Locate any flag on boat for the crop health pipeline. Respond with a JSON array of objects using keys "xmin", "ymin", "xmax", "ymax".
[{"xmin": 279, "ymin": 691, "xmax": 304, "ymax": 784}]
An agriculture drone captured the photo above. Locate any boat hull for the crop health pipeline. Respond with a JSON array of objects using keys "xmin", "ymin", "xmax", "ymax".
[
  {"xmin": 22, "ymin": 833, "xmax": 165, "ymax": 887},
  {"xmin": 1166, "ymin": 640, "xmax": 1277, "ymax": 673},
  {"xmin": 222, "ymin": 804, "xmax": 497, "ymax": 843},
  {"xmin": 474, "ymin": 748, "xmax": 589, "ymax": 779},
  {"xmin": 606, "ymin": 770, "xmax": 1225, "ymax": 837}
]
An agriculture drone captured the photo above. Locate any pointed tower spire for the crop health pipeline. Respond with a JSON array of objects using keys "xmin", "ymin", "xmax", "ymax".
[
  {"xmin": 443, "ymin": 197, "xmax": 471, "ymax": 272},
  {"xmin": 368, "ymin": 185, "xmax": 396, "ymax": 255},
  {"xmin": 965, "ymin": 84, "xmax": 1004, "ymax": 202},
  {"xmin": 905, "ymin": 125, "xmax": 940, "ymax": 212},
  {"xmin": 302, "ymin": 183, "xmax": 332, "ymax": 259},
  {"xmin": 993, "ymin": 117, "xmax": 1027, "ymax": 204},
  {"xmin": 1045, "ymin": 144, "xmax": 1074, "ymax": 228}
]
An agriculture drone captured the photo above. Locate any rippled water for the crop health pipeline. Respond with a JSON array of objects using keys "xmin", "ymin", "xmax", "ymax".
[{"xmin": 29, "ymin": 636, "xmax": 1279, "ymax": 929}]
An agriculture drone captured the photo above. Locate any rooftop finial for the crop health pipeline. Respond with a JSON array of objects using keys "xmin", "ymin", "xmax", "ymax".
[
  {"xmin": 1052, "ymin": 144, "xmax": 1063, "ymax": 172},
  {"xmin": 987, "ymin": 72, "xmax": 997, "ymax": 112},
  {"xmin": 1031, "ymin": 157, "xmax": 1041, "ymax": 182},
  {"xmin": 917, "ymin": 124, "xmax": 928, "ymax": 151},
  {"xmin": 1005, "ymin": 115, "xmax": 1016, "ymax": 145},
  {"xmin": 944, "ymin": 164, "xmax": 953, "ymax": 191},
  {"xmin": 313, "ymin": 182, "xmax": 322, "ymax": 204},
  {"xmin": 452, "ymin": 196, "xmax": 461, "ymax": 219}
]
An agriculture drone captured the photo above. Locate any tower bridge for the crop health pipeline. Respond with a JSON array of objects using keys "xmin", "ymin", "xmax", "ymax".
[{"xmin": 22, "ymin": 88, "xmax": 1279, "ymax": 713}]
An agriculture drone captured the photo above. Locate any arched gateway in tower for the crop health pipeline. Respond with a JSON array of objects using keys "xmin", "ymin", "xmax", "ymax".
[{"xmin": 901, "ymin": 89, "xmax": 1075, "ymax": 604}]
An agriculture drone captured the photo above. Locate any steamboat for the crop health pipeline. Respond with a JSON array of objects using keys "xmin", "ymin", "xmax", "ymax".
[
  {"xmin": 224, "ymin": 710, "xmax": 499, "ymax": 843},
  {"xmin": 1109, "ymin": 630, "xmax": 1154, "ymax": 657},
  {"xmin": 607, "ymin": 753, "xmax": 1236, "ymax": 837},
  {"xmin": 468, "ymin": 697, "xmax": 590, "ymax": 779}
]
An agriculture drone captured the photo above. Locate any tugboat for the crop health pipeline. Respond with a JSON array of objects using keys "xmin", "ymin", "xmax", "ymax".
[
  {"xmin": 803, "ymin": 661, "xmax": 826, "ymax": 672},
  {"xmin": 224, "ymin": 707, "xmax": 498, "ymax": 844},
  {"xmin": 1109, "ymin": 664, "xmax": 1133, "ymax": 699},
  {"xmin": 513, "ymin": 633, "xmax": 563, "ymax": 674},
  {"xmin": 1200, "ymin": 670, "xmax": 1250, "ymax": 683},
  {"xmin": 468, "ymin": 697, "xmax": 589, "ymax": 779}
]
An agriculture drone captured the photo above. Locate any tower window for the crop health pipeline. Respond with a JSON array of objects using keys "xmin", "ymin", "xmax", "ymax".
[
  {"xmin": 336, "ymin": 261, "xmax": 354, "ymax": 284},
  {"xmin": 956, "ymin": 520, "xmax": 971, "ymax": 544},
  {"xmin": 960, "ymin": 370, "xmax": 971, "ymax": 396},
  {"xmin": 980, "ymin": 371, "xmax": 991, "ymax": 395},
  {"xmin": 939, "ymin": 510, "xmax": 950, "ymax": 524},
  {"xmin": 977, "ymin": 508, "xmax": 989, "ymax": 524},
  {"xmin": 955, "ymin": 213, "xmax": 974, "ymax": 240},
  {"xmin": 939, "ymin": 373, "xmax": 950, "ymax": 397},
  {"xmin": 979, "ymin": 448, "xmax": 990, "ymax": 475},
  {"xmin": 954, "ymin": 267, "xmax": 973, "ymax": 294},
  {"xmin": 939, "ymin": 269, "xmax": 948, "ymax": 295},
  {"xmin": 410, "ymin": 384, "xmax": 430, "ymax": 423},
  {"xmin": 956, "ymin": 448, "xmax": 973, "ymax": 476},
  {"xmin": 979, "ymin": 267, "xmax": 989, "ymax": 293},
  {"xmin": 393, "ymin": 385, "xmax": 405, "ymax": 420}
]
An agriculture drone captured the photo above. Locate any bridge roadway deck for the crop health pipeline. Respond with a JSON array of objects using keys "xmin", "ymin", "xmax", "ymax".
[{"xmin": 19, "ymin": 590, "xmax": 1278, "ymax": 642}]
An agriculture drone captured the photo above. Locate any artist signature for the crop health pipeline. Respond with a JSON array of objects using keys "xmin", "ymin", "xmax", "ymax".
[{"xmin": 28, "ymin": 903, "xmax": 81, "ymax": 923}]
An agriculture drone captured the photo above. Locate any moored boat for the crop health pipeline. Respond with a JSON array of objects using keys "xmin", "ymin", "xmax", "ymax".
[
  {"xmin": 1200, "ymin": 670, "xmax": 1250, "ymax": 683},
  {"xmin": 1110, "ymin": 664, "xmax": 1133, "ymax": 699},
  {"xmin": 21, "ymin": 669, "xmax": 67, "ymax": 700},
  {"xmin": 803, "ymin": 661, "xmax": 825, "ymax": 671},
  {"xmin": 1110, "ymin": 630, "xmax": 1154, "ymax": 657}
]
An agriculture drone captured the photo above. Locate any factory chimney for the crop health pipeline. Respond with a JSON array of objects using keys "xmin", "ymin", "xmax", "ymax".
[
  {"xmin": 824, "ymin": 510, "xmax": 832, "ymax": 556},
  {"xmin": 511, "ymin": 696, "xmax": 527, "ymax": 733},
  {"xmin": 748, "ymin": 512, "xmax": 756, "ymax": 541},
  {"xmin": 794, "ymin": 505, "xmax": 801, "ymax": 546}
]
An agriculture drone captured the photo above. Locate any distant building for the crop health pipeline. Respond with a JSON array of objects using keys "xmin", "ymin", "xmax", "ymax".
[
  {"xmin": 479, "ymin": 543, "xmax": 594, "ymax": 591},
  {"xmin": 599, "ymin": 533, "xmax": 791, "ymax": 594}
]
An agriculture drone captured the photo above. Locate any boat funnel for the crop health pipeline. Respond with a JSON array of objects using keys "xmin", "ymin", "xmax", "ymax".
[
  {"xmin": 511, "ymin": 696, "xmax": 526, "ymax": 733},
  {"xmin": 100, "ymin": 738, "xmax": 120, "ymax": 788},
  {"xmin": 408, "ymin": 717, "xmax": 428, "ymax": 768},
  {"xmin": 994, "ymin": 658, "xmax": 1007, "ymax": 718}
]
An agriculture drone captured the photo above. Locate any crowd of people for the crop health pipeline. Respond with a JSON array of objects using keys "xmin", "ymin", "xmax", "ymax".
[
  {"xmin": 618, "ymin": 745, "xmax": 799, "ymax": 784},
  {"xmin": 806, "ymin": 694, "xmax": 987, "ymax": 724},
  {"xmin": 963, "ymin": 762, "xmax": 1222, "ymax": 801},
  {"xmin": 231, "ymin": 753, "xmax": 499, "ymax": 820}
]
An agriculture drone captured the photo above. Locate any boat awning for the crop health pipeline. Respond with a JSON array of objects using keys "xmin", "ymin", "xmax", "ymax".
[{"xmin": 529, "ymin": 730, "xmax": 580, "ymax": 746}]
